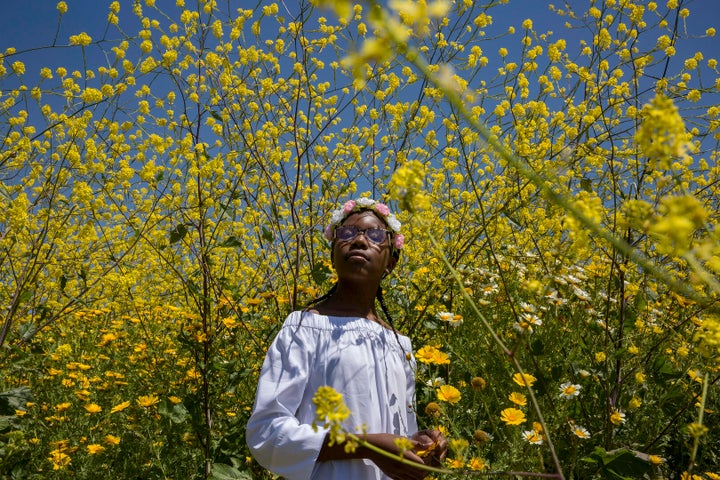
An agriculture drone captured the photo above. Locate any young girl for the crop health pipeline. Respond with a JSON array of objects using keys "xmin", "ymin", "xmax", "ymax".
[{"xmin": 246, "ymin": 197, "xmax": 446, "ymax": 480}]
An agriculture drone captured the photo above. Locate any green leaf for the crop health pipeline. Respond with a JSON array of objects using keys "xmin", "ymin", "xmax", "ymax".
[
  {"xmin": 158, "ymin": 399, "xmax": 189, "ymax": 424},
  {"xmin": 209, "ymin": 463, "xmax": 252, "ymax": 480},
  {"xmin": 580, "ymin": 177, "xmax": 593, "ymax": 192},
  {"xmin": 582, "ymin": 447, "xmax": 652, "ymax": 479},
  {"xmin": 219, "ymin": 235, "xmax": 243, "ymax": 248},
  {"xmin": 530, "ymin": 339, "xmax": 544, "ymax": 355},
  {"xmin": 311, "ymin": 262, "xmax": 332, "ymax": 284},
  {"xmin": 169, "ymin": 224, "xmax": 188, "ymax": 244},
  {"xmin": 0, "ymin": 387, "xmax": 33, "ymax": 415}
]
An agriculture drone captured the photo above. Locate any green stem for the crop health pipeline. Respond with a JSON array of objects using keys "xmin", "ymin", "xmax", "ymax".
[{"xmin": 687, "ymin": 372, "xmax": 709, "ymax": 473}]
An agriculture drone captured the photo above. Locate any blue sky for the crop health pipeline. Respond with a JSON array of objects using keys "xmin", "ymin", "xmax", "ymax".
[{"xmin": 3, "ymin": 0, "xmax": 717, "ymax": 76}]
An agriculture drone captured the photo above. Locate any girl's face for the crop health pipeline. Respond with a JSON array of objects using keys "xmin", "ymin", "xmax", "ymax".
[{"xmin": 331, "ymin": 210, "xmax": 397, "ymax": 285}]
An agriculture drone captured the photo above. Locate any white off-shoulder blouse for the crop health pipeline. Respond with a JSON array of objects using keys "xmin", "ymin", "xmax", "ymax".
[{"xmin": 246, "ymin": 310, "xmax": 418, "ymax": 480}]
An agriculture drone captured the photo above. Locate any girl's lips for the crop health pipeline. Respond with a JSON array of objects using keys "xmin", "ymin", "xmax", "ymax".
[{"xmin": 346, "ymin": 251, "xmax": 369, "ymax": 261}]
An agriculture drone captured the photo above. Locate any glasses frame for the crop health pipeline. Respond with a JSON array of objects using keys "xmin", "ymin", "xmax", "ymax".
[{"xmin": 333, "ymin": 225, "xmax": 391, "ymax": 245}]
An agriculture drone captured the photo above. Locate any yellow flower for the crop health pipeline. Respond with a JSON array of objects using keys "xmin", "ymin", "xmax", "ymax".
[
  {"xmin": 467, "ymin": 456, "xmax": 489, "ymax": 471},
  {"xmin": 86, "ymin": 444, "xmax": 105, "ymax": 455},
  {"xmin": 610, "ymin": 409, "xmax": 626, "ymax": 426},
  {"xmin": 136, "ymin": 395, "xmax": 160, "ymax": 408},
  {"xmin": 104, "ymin": 435, "xmax": 121, "ymax": 445},
  {"xmin": 416, "ymin": 345, "xmax": 450, "ymax": 365},
  {"xmin": 634, "ymin": 94, "xmax": 692, "ymax": 170},
  {"xmin": 312, "ymin": 386, "xmax": 350, "ymax": 447},
  {"xmin": 595, "ymin": 351, "xmax": 607, "ymax": 363},
  {"xmin": 69, "ymin": 32, "xmax": 93, "ymax": 47},
  {"xmin": 649, "ymin": 455, "xmax": 665, "ymax": 465},
  {"xmin": 500, "ymin": 407, "xmax": 526, "ymax": 425},
  {"xmin": 49, "ymin": 451, "xmax": 71, "ymax": 470},
  {"xmin": 685, "ymin": 422, "xmax": 708, "ymax": 438},
  {"xmin": 84, "ymin": 403, "xmax": 102, "ymax": 414},
  {"xmin": 110, "ymin": 401, "xmax": 131, "ymax": 413},
  {"xmin": 436, "ymin": 385, "xmax": 462, "ymax": 404},
  {"xmin": 508, "ymin": 392, "xmax": 527, "ymax": 406},
  {"xmin": 11, "ymin": 61, "xmax": 25, "ymax": 75},
  {"xmin": 55, "ymin": 402, "xmax": 72, "ymax": 412},
  {"xmin": 512, "ymin": 372, "xmax": 537, "ymax": 387},
  {"xmin": 388, "ymin": 160, "xmax": 430, "ymax": 212},
  {"xmin": 56, "ymin": 1, "xmax": 68, "ymax": 14}
]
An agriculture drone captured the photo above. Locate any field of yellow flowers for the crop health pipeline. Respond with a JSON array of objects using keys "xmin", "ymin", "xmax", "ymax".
[{"xmin": 1, "ymin": 0, "xmax": 719, "ymax": 478}]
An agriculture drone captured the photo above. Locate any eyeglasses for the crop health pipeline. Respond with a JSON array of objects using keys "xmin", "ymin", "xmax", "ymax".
[{"xmin": 334, "ymin": 225, "xmax": 390, "ymax": 245}]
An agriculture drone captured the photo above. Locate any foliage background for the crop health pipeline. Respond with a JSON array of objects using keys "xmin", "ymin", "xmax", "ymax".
[{"xmin": 1, "ymin": 0, "xmax": 719, "ymax": 478}]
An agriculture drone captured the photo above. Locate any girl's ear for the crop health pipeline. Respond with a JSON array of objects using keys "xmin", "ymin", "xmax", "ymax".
[{"xmin": 384, "ymin": 255, "xmax": 398, "ymax": 277}]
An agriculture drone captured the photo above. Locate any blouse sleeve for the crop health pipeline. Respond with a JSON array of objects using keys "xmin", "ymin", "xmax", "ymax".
[{"xmin": 245, "ymin": 316, "xmax": 327, "ymax": 480}]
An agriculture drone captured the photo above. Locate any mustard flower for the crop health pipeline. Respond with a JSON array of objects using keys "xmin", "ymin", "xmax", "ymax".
[
  {"xmin": 312, "ymin": 386, "xmax": 350, "ymax": 447},
  {"xmin": 685, "ymin": 422, "xmax": 709, "ymax": 438},
  {"xmin": 312, "ymin": 386, "xmax": 350, "ymax": 425},
  {"xmin": 11, "ymin": 61, "xmax": 25, "ymax": 75},
  {"xmin": 388, "ymin": 160, "xmax": 430, "ymax": 212},
  {"xmin": 634, "ymin": 94, "xmax": 692, "ymax": 170},
  {"xmin": 69, "ymin": 32, "xmax": 92, "ymax": 46}
]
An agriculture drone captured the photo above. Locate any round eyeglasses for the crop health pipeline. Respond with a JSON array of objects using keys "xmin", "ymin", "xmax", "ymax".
[{"xmin": 334, "ymin": 225, "xmax": 390, "ymax": 245}]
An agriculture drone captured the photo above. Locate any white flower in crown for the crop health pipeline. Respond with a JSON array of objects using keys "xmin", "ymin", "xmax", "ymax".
[{"xmin": 355, "ymin": 197, "xmax": 375, "ymax": 208}]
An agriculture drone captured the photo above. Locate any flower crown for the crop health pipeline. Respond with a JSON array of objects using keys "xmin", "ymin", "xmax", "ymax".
[{"xmin": 324, "ymin": 197, "xmax": 404, "ymax": 250}]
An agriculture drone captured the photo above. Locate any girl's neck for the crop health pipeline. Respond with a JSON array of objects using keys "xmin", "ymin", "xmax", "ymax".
[{"xmin": 313, "ymin": 283, "xmax": 385, "ymax": 325}]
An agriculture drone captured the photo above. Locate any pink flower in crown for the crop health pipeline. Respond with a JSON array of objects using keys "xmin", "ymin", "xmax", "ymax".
[
  {"xmin": 393, "ymin": 234, "xmax": 405, "ymax": 250},
  {"xmin": 324, "ymin": 225, "xmax": 334, "ymax": 241},
  {"xmin": 342, "ymin": 200, "xmax": 356, "ymax": 214},
  {"xmin": 374, "ymin": 203, "xmax": 390, "ymax": 216}
]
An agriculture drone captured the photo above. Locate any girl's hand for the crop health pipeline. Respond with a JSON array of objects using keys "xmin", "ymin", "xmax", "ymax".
[{"xmin": 410, "ymin": 429, "xmax": 448, "ymax": 467}]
